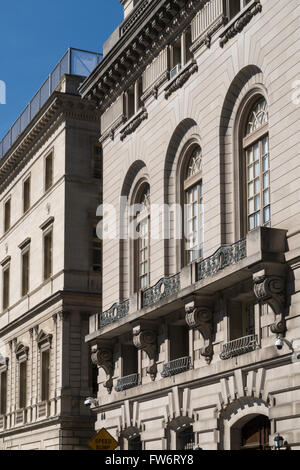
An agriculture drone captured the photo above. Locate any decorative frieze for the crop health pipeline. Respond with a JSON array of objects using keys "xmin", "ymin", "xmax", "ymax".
[
  {"xmin": 120, "ymin": 107, "xmax": 148, "ymax": 141},
  {"xmin": 133, "ymin": 322, "xmax": 157, "ymax": 380},
  {"xmin": 165, "ymin": 60, "xmax": 198, "ymax": 99},
  {"xmin": 185, "ymin": 300, "xmax": 214, "ymax": 364},
  {"xmin": 142, "ymin": 273, "xmax": 180, "ymax": 308},
  {"xmin": 197, "ymin": 238, "xmax": 247, "ymax": 281},
  {"xmin": 219, "ymin": 0, "xmax": 262, "ymax": 48},
  {"xmin": 91, "ymin": 342, "xmax": 114, "ymax": 394}
]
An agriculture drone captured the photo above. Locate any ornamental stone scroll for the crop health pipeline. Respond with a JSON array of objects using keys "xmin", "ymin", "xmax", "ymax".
[
  {"xmin": 91, "ymin": 341, "xmax": 114, "ymax": 394},
  {"xmin": 185, "ymin": 300, "xmax": 214, "ymax": 364},
  {"xmin": 133, "ymin": 322, "xmax": 157, "ymax": 381}
]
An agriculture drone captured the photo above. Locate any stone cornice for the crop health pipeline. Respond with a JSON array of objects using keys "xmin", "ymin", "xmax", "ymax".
[{"xmin": 80, "ymin": 0, "xmax": 206, "ymax": 111}]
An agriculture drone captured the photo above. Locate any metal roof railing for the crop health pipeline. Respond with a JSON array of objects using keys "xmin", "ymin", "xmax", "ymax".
[{"xmin": 0, "ymin": 48, "xmax": 101, "ymax": 160}]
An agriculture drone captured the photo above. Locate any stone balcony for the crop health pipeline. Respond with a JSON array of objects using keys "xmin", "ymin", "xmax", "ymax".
[{"xmin": 87, "ymin": 226, "xmax": 288, "ymax": 342}]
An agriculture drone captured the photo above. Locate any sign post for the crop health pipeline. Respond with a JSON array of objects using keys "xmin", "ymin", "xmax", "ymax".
[{"xmin": 89, "ymin": 428, "xmax": 119, "ymax": 451}]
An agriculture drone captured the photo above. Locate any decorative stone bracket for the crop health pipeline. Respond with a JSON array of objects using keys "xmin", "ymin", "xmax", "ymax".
[
  {"xmin": 133, "ymin": 322, "xmax": 157, "ymax": 381},
  {"xmin": 253, "ymin": 267, "xmax": 287, "ymax": 336},
  {"xmin": 185, "ymin": 300, "xmax": 213, "ymax": 364},
  {"xmin": 91, "ymin": 341, "xmax": 114, "ymax": 394}
]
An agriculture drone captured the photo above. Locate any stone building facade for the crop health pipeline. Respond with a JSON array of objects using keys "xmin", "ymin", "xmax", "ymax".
[
  {"xmin": 0, "ymin": 49, "xmax": 102, "ymax": 450},
  {"xmin": 82, "ymin": 0, "xmax": 300, "ymax": 450}
]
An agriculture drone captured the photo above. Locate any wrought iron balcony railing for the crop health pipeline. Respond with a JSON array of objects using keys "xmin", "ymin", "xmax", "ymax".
[
  {"xmin": 220, "ymin": 334, "xmax": 259, "ymax": 360},
  {"xmin": 197, "ymin": 238, "xmax": 247, "ymax": 281},
  {"xmin": 161, "ymin": 356, "xmax": 192, "ymax": 378},
  {"xmin": 142, "ymin": 273, "xmax": 180, "ymax": 308},
  {"xmin": 115, "ymin": 373, "xmax": 140, "ymax": 392},
  {"xmin": 99, "ymin": 299, "xmax": 129, "ymax": 328}
]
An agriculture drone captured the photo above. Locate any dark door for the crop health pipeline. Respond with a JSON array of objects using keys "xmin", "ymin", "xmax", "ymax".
[{"xmin": 241, "ymin": 415, "xmax": 271, "ymax": 450}]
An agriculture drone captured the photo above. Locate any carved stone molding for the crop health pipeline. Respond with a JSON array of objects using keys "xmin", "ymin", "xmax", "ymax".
[
  {"xmin": 91, "ymin": 342, "xmax": 114, "ymax": 394},
  {"xmin": 191, "ymin": 16, "xmax": 227, "ymax": 53},
  {"xmin": 120, "ymin": 108, "xmax": 148, "ymax": 141},
  {"xmin": 133, "ymin": 323, "xmax": 157, "ymax": 381},
  {"xmin": 165, "ymin": 61, "xmax": 198, "ymax": 99},
  {"xmin": 185, "ymin": 300, "xmax": 213, "ymax": 364},
  {"xmin": 253, "ymin": 274, "xmax": 286, "ymax": 316},
  {"xmin": 220, "ymin": 1, "xmax": 262, "ymax": 48}
]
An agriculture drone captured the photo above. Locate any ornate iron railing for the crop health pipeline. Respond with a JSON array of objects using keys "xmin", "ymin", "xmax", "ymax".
[
  {"xmin": 142, "ymin": 274, "xmax": 180, "ymax": 308},
  {"xmin": 161, "ymin": 356, "xmax": 192, "ymax": 378},
  {"xmin": 220, "ymin": 334, "xmax": 259, "ymax": 360},
  {"xmin": 99, "ymin": 300, "xmax": 129, "ymax": 328},
  {"xmin": 197, "ymin": 239, "xmax": 247, "ymax": 281},
  {"xmin": 115, "ymin": 373, "xmax": 140, "ymax": 392}
]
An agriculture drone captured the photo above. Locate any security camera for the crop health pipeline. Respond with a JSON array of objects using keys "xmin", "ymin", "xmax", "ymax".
[
  {"xmin": 84, "ymin": 397, "xmax": 98, "ymax": 407},
  {"xmin": 275, "ymin": 337, "xmax": 283, "ymax": 350}
]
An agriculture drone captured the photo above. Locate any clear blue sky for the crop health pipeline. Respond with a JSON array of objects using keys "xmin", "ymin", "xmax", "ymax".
[{"xmin": 0, "ymin": 0, "xmax": 123, "ymax": 139}]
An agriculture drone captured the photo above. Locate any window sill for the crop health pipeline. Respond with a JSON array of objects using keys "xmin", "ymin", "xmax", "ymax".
[{"xmin": 219, "ymin": 0, "xmax": 262, "ymax": 48}]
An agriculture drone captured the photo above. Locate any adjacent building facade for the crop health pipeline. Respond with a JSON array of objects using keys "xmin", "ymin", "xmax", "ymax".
[
  {"xmin": 0, "ymin": 49, "xmax": 102, "ymax": 450},
  {"xmin": 82, "ymin": 0, "xmax": 300, "ymax": 450}
]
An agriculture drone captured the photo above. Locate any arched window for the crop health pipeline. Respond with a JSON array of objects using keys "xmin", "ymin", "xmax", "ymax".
[
  {"xmin": 135, "ymin": 185, "xmax": 150, "ymax": 290},
  {"xmin": 184, "ymin": 147, "xmax": 203, "ymax": 263},
  {"xmin": 243, "ymin": 98, "xmax": 270, "ymax": 232}
]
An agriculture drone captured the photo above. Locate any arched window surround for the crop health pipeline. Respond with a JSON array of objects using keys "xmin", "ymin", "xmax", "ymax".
[{"xmin": 233, "ymin": 85, "xmax": 269, "ymax": 239}]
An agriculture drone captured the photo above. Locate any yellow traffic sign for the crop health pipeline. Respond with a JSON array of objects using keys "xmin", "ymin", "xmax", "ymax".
[{"xmin": 89, "ymin": 428, "xmax": 119, "ymax": 451}]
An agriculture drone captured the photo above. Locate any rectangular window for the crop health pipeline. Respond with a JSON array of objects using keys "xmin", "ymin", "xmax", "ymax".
[
  {"xmin": 2, "ymin": 267, "xmax": 10, "ymax": 311},
  {"xmin": 19, "ymin": 361, "xmax": 27, "ymax": 409},
  {"xmin": 92, "ymin": 226, "xmax": 102, "ymax": 272},
  {"xmin": 43, "ymin": 231, "xmax": 53, "ymax": 280},
  {"xmin": 227, "ymin": 0, "xmax": 251, "ymax": 20},
  {"xmin": 4, "ymin": 199, "xmax": 11, "ymax": 233},
  {"xmin": 45, "ymin": 153, "xmax": 53, "ymax": 191},
  {"xmin": 23, "ymin": 177, "xmax": 31, "ymax": 213},
  {"xmin": 21, "ymin": 250, "xmax": 30, "ymax": 297},
  {"xmin": 41, "ymin": 350, "xmax": 50, "ymax": 402},
  {"xmin": 0, "ymin": 371, "xmax": 7, "ymax": 415}
]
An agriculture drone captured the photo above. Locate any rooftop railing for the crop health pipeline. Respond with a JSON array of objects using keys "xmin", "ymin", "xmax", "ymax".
[
  {"xmin": 0, "ymin": 48, "xmax": 101, "ymax": 160},
  {"xmin": 161, "ymin": 356, "xmax": 192, "ymax": 378},
  {"xmin": 220, "ymin": 334, "xmax": 259, "ymax": 360},
  {"xmin": 115, "ymin": 373, "xmax": 140, "ymax": 392},
  {"xmin": 99, "ymin": 299, "xmax": 130, "ymax": 329}
]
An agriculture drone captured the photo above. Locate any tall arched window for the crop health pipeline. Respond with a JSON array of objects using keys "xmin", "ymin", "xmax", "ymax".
[
  {"xmin": 184, "ymin": 147, "xmax": 203, "ymax": 263},
  {"xmin": 243, "ymin": 98, "xmax": 270, "ymax": 231},
  {"xmin": 135, "ymin": 185, "xmax": 150, "ymax": 290}
]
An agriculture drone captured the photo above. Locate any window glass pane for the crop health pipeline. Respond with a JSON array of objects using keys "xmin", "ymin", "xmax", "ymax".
[
  {"xmin": 262, "ymin": 137, "xmax": 268, "ymax": 155},
  {"xmin": 248, "ymin": 182, "xmax": 254, "ymax": 198},
  {"xmin": 263, "ymin": 172, "xmax": 269, "ymax": 189},
  {"xmin": 254, "ymin": 195, "xmax": 260, "ymax": 211},
  {"xmin": 254, "ymin": 161, "xmax": 260, "ymax": 178},
  {"xmin": 263, "ymin": 189, "xmax": 270, "ymax": 206},
  {"xmin": 247, "ymin": 149, "xmax": 253, "ymax": 164},
  {"xmin": 254, "ymin": 143, "xmax": 259, "ymax": 161},
  {"xmin": 262, "ymin": 155, "xmax": 269, "ymax": 171},
  {"xmin": 248, "ymin": 198, "xmax": 254, "ymax": 214},
  {"xmin": 254, "ymin": 178, "xmax": 260, "ymax": 194},
  {"xmin": 264, "ymin": 206, "xmax": 271, "ymax": 224},
  {"xmin": 248, "ymin": 165, "xmax": 254, "ymax": 180}
]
